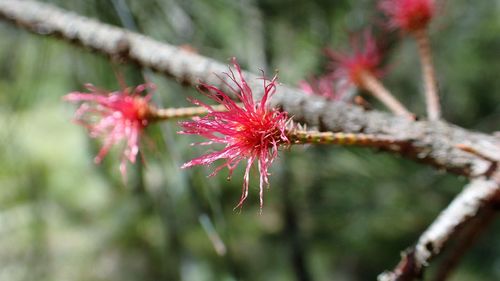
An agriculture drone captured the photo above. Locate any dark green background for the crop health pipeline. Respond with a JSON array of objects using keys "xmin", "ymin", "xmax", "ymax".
[{"xmin": 0, "ymin": 0, "xmax": 499, "ymax": 280}]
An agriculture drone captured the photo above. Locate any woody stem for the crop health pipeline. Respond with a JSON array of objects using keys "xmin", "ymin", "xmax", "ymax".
[
  {"xmin": 414, "ymin": 28, "xmax": 441, "ymax": 121},
  {"xmin": 148, "ymin": 104, "xmax": 229, "ymax": 121},
  {"xmin": 287, "ymin": 130, "xmax": 405, "ymax": 147},
  {"xmin": 359, "ymin": 71, "xmax": 414, "ymax": 119}
]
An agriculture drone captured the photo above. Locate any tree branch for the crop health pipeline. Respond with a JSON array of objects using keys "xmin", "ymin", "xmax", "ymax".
[
  {"xmin": 378, "ymin": 178, "xmax": 499, "ymax": 281},
  {"xmin": 0, "ymin": 0, "xmax": 497, "ymax": 179},
  {"xmin": 1, "ymin": 1, "xmax": 499, "ymax": 279},
  {"xmin": 431, "ymin": 206, "xmax": 496, "ymax": 281}
]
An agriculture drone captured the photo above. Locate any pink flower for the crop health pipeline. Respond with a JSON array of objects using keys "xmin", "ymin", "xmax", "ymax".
[
  {"xmin": 64, "ymin": 83, "xmax": 155, "ymax": 178},
  {"xmin": 325, "ymin": 31, "xmax": 383, "ymax": 89},
  {"xmin": 179, "ymin": 58, "xmax": 290, "ymax": 210},
  {"xmin": 379, "ymin": 0, "xmax": 435, "ymax": 32},
  {"xmin": 299, "ymin": 75, "xmax": 353, "ymax": 102},
  {"xmin": 299, "ymin": 75, "xmax": 338, "ymax": 100}
]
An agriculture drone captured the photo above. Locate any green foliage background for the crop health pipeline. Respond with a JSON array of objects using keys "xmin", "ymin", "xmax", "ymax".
[{"xmin": 0, "ymin": 0, "xmax": 499, "ymax": 280}]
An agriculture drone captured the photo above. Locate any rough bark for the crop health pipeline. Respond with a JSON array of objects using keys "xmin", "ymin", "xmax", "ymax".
[
  {"xmin": 1, "ymin": 1, "xmax": 499, "ymax": 280},
  {"xmin": 0, "ymin": 0, "xmax": 498, "ymax": 178},
  {"xmin": 378, "ymin": 178, "xmax": 499, "ymax": 281}
]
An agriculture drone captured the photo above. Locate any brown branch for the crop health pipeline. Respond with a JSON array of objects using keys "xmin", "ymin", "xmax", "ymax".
[
  {"xmin": 148, "ymin": 104, "xmax": 230, "ymax": 121},
  {"xmin": 431, "ymin": 206, "xmax": 496, "ymax": 281},
  {"xmin": 288, "ymin": 130, "xmax": 406, "ymax": 147},
  {"xmin": 1, "ymin": 2, "xmax": 499, "ymax": 278},
  {"xmin": 0, "ymin": 0, "xmax": 498, "ymax": 179},
  {"xmin": 359, "ymin": 71, "xmax": 414, "ymax": 119},
  {"xmin": 378, "ymin": 178, "xmax": 500, "ymax": 281},
  {"xmin": 414, "ymin": 28, "xmax": 441, "ymax": 121}
]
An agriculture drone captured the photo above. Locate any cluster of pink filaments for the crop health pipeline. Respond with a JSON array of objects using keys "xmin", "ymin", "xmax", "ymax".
[
  {"xmin": 64, "ymin": 83, "xmax": 155, "ymax": 178},
  {"xmin": 326, "ymin": 31, "xmax": 382, "ymax": 89},
  {"xmin": 179, "ymin": 59, "xmax": 290, "ymax": 209},
  {"xmin": 379, "ymin": 0, "xmax": 435, "ymax": 32}
]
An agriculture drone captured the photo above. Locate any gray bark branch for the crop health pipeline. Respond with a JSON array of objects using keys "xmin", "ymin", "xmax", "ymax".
[
  {"xmin": 1, "ymin": 1, "xmax": 499, "ymax": 280},
  {"xmin": 0, "ymin": 0, "xmax": 498, "ymax": 179},
  {"xmin": 378, "ymin": 178, "xmax": 499, "ymax": 281}
]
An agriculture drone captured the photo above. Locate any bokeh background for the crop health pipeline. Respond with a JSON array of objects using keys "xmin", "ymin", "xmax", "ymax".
[{"xmin": 0, "ymin": 0, "xmax": 499, "ymax": 280}]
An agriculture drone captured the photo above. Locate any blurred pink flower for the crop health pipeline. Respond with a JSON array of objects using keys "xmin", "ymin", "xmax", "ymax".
[
  {"xmin": 180, "ymin": 58, "xmax": 290, "ymax": 210},
  {"xmin": 326, "ymin": 31, "xmax": 383, "ymax": 89},
  {"xmin": 64, "ymin": 83, "xmax": 155, "ymax": 178},
  {"xmin": 299, "ymin": 75, "xmax": 338, "ymax": 101},
  {"xmin": 379, "ymin": 0, "xmax": 435, "ymax": 32},
  {"xmin": 299, "ymin": 74, "xmax": 355, "ymax": 102}
]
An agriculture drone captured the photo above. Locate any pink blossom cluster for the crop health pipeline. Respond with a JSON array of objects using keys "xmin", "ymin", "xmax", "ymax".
[
  {"xmin": 64, "ymin": 83, "xmax": 155, "ymax": 178},
  {"xmin": 180, "ymin": 59, "xmax": 290, "ymax": 209},
  {"xmin": 302, "ymin": 0, "xmax": 436, "ymax": 99},
  {"xmin": 64, "ymin": 0, "xmax": 438, "ymax": 210}
]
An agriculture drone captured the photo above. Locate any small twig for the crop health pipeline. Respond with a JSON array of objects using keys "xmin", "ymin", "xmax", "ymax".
[
  {"xmin": 457, "ymin": 143, "xmax": 499, "ymax": 178},
  {"xmin": 288, "ymin": 130, "xmax": 406, "ymax": 148},
  {"xmin": 378, "ymin": 249, "xmax": 420, "ymax": 281},
  {"xmin": 378, "ymin": 178, "xmax": 500, "ymax": 281},
  {"xmin": 148, "ymin": 103, "xmax": 230, "ymax": 121},
  {"xmin": 359, "ymin": 71, "xmax": 415, "ymax": 119},
  {"xmin": 413, "ymin": 29, "xmax": 441, "ymax": 121},
  {"xmin": 431, "ymin": 206, "xmax": 496, "ymax": 281},
  {"xmin": 456, "ymin": 143, "xmax": 500, "ymax": 163}
]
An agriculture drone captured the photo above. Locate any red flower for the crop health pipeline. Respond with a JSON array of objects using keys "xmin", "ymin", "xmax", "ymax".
[
  {"xmin": 379, "ymin": 0, "xmax": 435, "ymax": 32},
  {"xmin": 64, "ymin": 83, "xmax": 155, "ymax": 178},
  {"xmin": 180, "ymin": 58, "xmax": 290, "ymax": 209},
  {"xmin": 326, "ymin": 31, "xmax": 382, "ymax": 89}
]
